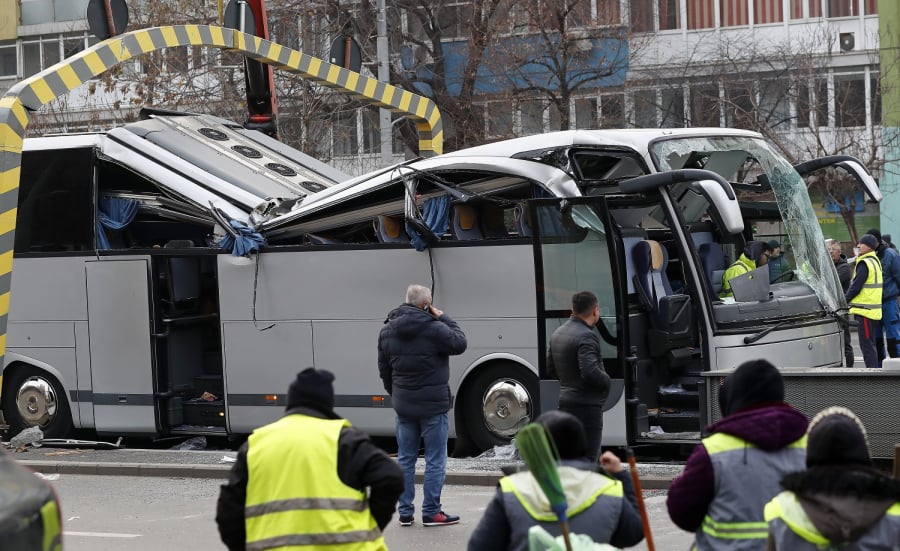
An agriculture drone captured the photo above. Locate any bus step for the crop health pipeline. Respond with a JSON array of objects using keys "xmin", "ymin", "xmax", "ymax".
[
  {"xmin": 169, "ymin": 425, "xmax": 228, "ymax": 435},
  {"xmin": 657, "ymin": 387, "xmax": 699, "ymax": 409},
  {"xmin": 182, "ymin": 399, "xmax": 226, "ymax": 427},
  {"xmin": 657, "ymin": 409, "xmax": 701, "ymax": 433}
]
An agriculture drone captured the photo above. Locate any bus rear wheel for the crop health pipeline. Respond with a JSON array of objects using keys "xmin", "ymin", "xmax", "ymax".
[
  {"xmin": 462, "ymin": 364, "xmax": 537, "ymax": 453},
  {"xmin": 2, "ymin": 366, "xmax": 73, "ymax": 439}
]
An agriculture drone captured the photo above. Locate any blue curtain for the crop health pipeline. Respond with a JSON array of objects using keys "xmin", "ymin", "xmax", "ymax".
[
  {"xmin": 407, "ymin": 194, "xmax": 451, "ymax": 251},
  {"xmin": 97, "ymin": 196, "xmax": 139, "ymax": 249},
  {"xmin": 218, "ymin": 219, "xmax": 267, "ymax": 256}
]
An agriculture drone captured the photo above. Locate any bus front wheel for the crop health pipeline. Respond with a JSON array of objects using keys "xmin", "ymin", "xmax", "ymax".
[
  {"xmin": 2, "ymin": 365, "xmax": 73, "ymax": 439},
  {"xmin": 461, "ymin": 364, "xmax": 537, "ymax": 453}
]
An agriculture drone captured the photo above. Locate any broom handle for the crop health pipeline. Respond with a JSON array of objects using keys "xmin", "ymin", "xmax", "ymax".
[
  {"xmin": 559, "ymin": 520, "xmax": 573, "ymax": 551},
  {"xmin": 626, "ymin": 448, "xmax": 655, "ymax": 551}
]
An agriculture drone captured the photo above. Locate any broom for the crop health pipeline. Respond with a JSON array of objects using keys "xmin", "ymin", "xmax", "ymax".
[{"xmin": 516, "ymin": 423, "xmax": 573, "ymax": 551}]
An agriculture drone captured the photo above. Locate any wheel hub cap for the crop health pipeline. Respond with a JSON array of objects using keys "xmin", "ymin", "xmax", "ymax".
[
  {"xmin": 16, "ymin": 377, "xmax": 57, "ymax": 427},
  {"xmin": 482, "ymin": 379, "xmax": 531, "ymax": 438}
]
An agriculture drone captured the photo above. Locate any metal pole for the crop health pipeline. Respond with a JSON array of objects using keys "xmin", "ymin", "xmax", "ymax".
[{"xmin": 376, "ymin": 0, "xmax": 392, "ymax": 167}]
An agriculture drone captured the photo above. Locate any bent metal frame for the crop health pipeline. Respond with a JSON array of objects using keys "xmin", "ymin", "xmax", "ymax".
[{"xmin": 0, "ymin": 24, "xmax": 443, "ymax": 393}]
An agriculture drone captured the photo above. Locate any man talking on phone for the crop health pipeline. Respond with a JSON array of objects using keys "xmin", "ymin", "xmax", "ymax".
[
  {"xmin": 378, "ymin": 284, "xmax": 468, "ymax": 527},
  {"xmin": 547, "ymin": 290, "xmax": 610, "ymax": 462}
]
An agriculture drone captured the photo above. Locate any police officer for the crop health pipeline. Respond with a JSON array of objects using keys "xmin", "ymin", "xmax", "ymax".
[
  {"xmin": 216, "ymin": 368, "xmax": 403, "ymax": 551},
  {"xmin": 846, "ymin": 234, "xmax": 883, "ymax": 368},
  {"xmin": 667, "ymin": 360, "xmax": 807, "ymax": 550},
  {"xmin": 765, "ymin": 407, "xmax": 900, "ymax": 549}
]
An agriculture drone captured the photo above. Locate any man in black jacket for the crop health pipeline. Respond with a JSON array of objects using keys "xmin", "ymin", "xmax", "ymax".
[
  {"xmin": 547, "ymin": 290, "xmax": 610, "ymax": 462},
  {"xmin": 215, "ymin": 368, "xmax": 403, "ymax": 550},
  {"xmin": 378, "ymin": 283, "xmax": 468, "ymax": 527},
  {"xmin": 827, "ymin": 238, "xmax": 854, "ymax": 367}
]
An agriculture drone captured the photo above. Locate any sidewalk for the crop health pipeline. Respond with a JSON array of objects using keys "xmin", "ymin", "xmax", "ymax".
[{"xmin": 11, "ymin": 446, "xmax": 678, "ymax": 489}]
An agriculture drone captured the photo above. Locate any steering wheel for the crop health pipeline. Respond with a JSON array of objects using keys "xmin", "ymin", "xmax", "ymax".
[{"xmin": 771, "ymin": 270, "xmax": 795, "ymax": 283}]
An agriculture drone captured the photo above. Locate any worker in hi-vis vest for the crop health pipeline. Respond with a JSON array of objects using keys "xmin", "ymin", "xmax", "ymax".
[
  {"xmin": 720, "ymin": 241, "xmax": 773, "ymax": 299},
  {"xmin": 216, "ymin": 368, "xmax": 403, "ymax": 551},
  {"xmin": 666, "ymin": 360, "xmax": 807, "ymax": 551},
  {"xmin": 846, "ymin": 233, "xmax": 883, "ymax": 368}
]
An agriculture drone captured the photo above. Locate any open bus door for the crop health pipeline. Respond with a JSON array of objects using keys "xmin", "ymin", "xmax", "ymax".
[{"xmin": 530, "ymin": 197, "xmax": 630, "ymax": 446}]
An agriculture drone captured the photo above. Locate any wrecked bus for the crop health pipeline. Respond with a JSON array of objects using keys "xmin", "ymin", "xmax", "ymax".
[{"xmin": 5, "ymin": 113, "xmax": 899, "ymax": 458}]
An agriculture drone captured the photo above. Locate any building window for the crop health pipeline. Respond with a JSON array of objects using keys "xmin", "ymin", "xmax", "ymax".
[
  {"xmin": 688, "ymin": 0, "xmax": 715, "ymax": 29},
  {"xmin": 575, "ymin": 97, "xmax": 598, "ymax": 129},
  {"xmin": 797, "ymin": 78, "xmax": 828, "ymax": 128},
  {"xmin": 631, "ymin": 0, "xmax": 680, "ymax": 32},
  {"xmin": 486, "ymin": 101, "xmax": 514, "ymax": 137},
  {"xmin": 691, "ymin": 84, "xmax": 720, "ymax": 127},
  {"xmin": 827, "ymin": 0, "xmax": 858, "ymax": 18},
  {"xmin": 724, "ymin": 84, "xmax": 754, "ymax": 128},
  {"xmin": 834, "ymin": 74, "xmax": 866, "ymax": 127},
  {"xmin": 333, "ymin": 109, "xmax": 358, "ymax": 157},
  {"xmin": 21, "ymin": 0, "xmax": 91, "ymax": 25},
  {"xmin": 720, "ymin": 0, "xmax": 749, "ymax": 27},
  {"xmin": 632, "ymin": 89, "xmax": 657, "ymax": 127},
  {"xmin": 598, "ymin": 0, "xmax": 623, "ymax": 25},
  {"xmin": 0, "ymin": 42, "xmax": 16, "ymax": 78},
  {"xmin": 864, "ymin": 0, "xmax": 877, "ymax": 14},
  {"xmin": 437, "ymin": 2, "xmax": 474, "ymax": 40},
  {"xmin": 870, "ymin": 75, "xmax": 881, "ymax": 123},
  {"xmin": 601, "ymin": 93, "xmax": 625, "ymax": 128},
  {"xmin": 754, "ymin": 0, "xmax": 784, "ymax": 24},
  {"xmin": 362, "ymin": 109, "xmax": 380, "ymax": 154},
  {"xmin": 521, "ymin": 100, "xmax": 545, "ymax": 135},
  {"xmin": 758, "ymin": 80, "xmax": 791, "ymax": 128},
  {"xmin": 660, "ymin": 88, "xmax": 685, "ymax": 128}
]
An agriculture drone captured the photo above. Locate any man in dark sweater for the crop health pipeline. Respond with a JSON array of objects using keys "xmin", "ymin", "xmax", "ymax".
[
  {"xmin": 546, "ymin": 290, "xmax": 610, "ymax": 462},
  {"xmin": 827, "ymin": 238, "xmax": 854, "ymax": 367}
]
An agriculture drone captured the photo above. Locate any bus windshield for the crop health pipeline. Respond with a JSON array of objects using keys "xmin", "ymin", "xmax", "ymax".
[{"xmin": 650, "ymin": 135, "xmax": 845, "ymax": 314}]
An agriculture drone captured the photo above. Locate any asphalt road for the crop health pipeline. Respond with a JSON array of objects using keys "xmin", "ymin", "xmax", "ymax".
[{"xmin": 51, "ymin": 475, "xmax": 694, "ymax": 550}]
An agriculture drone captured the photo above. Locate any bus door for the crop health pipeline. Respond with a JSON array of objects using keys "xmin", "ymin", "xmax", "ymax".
[
  {"xmin": 85, "ymin": 258, "xmax": 158, "ymax": 434},
  {"xmin": 530, "ymin": 197, "xmax": 629, "ymax": 446}
]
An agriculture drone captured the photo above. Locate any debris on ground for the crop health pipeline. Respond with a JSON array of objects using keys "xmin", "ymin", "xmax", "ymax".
[
  {"xmin": 8, "ymin": 426, "xmax": 44, "ymax": 451},
  {"xmin": 170, "ymin": 436, "xmax": 207, "ymax": 450}
]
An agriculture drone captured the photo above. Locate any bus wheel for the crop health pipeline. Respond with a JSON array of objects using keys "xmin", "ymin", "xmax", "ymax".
[
  {"xmin": 462, "ymin": 364, "xmax": 537, "ymax": 453},
  {"xmin": 2, "ymin": 366, "xmax": 73, "ymax": 439}
]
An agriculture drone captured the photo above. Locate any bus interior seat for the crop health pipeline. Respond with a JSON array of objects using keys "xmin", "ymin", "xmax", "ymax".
[
  {"xmin": 514, "ymin": 203, "xmax": 533, "ymax": 237},
  {"xmin": 698, "ymin": 242, "xmax": 726, "ymax": 297},
  {"xmin": 450, "ymin": 204, "xmax": 483, "ymax": 240},
  {"xmin": 306, "ymin": 233, "xmax": 343, "ymax": 245},
  {"xmin": 620, "ymin": 228, "xmax": 649, "ymax": 295},
  {"xmin": 373, "ymin": 215, "xmax": 409, "ymax": 243},
  {"xmin": 633, "ymin": 239, "xmax": 693, "ymax": 357},
  {"xmin": 480, "ymin": 204, "xmax": 509, "ymax": 238}
]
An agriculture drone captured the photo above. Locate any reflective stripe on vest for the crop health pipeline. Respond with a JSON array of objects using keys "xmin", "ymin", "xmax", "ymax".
[
  {"xmin": 694, "ymin": 433, "xmax": 806, "ymax": 551},
  {"xmin": 40, "ymin": 498, "xmax": 62, "ymax": 551},
  {"xmin": 766, "ymin": 491, "xmax": 900, "ymax": 549},
  {"xmin": 849, "ymin": 252, "xmax": 883, "ymax": 320},
  {"xmin": 245, "ymin": 415, "xmax": 385, "ymax": 551}
]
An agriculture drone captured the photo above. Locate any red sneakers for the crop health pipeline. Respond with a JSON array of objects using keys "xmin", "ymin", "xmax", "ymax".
[{"xmin": 422, "ymin": 511, "xmax": 460, "ymax": 526}]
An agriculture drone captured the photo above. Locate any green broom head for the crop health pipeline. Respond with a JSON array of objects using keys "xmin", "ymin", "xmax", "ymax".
[{"xmin": 515, "ymin": 422, "xmax": 568, "ymax": 523}]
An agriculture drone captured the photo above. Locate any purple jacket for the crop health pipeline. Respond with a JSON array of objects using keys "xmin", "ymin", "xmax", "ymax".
[{"xmin": 666, "ymin": 403, "xmax": 808, "ymax": 532}]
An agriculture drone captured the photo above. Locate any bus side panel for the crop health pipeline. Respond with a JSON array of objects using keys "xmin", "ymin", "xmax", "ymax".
[
  {"xmin": 85, "ymin": 259, "xmax": 157, "ymax": 434},
  {"xmin": 74, "ymin": 321, "xmax": 92, "ymax": 428},
  {"xmin": 220, "ymin": 321, "xmax": 313, "ymax": 433},
  {"xmin": 6, "ymin": 258, "xmax": 88, "ymax": 428}
]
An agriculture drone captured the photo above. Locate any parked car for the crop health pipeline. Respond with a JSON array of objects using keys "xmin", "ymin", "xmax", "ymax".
[{"xmin": 0, "ymin": 447, "xmax": 62, "ymax": 550}]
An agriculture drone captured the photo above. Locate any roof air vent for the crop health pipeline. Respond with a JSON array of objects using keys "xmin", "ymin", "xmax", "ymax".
[
  {"xmin": 300, "ymin": 181, "xmax": 327, "ymax": 193},
  {"xmin": 266, "ymin": 163, "xmax": 298, "ymax": 177},
  {"xmin": 232, "ymin": 145, "xmax": 263, "ymax": 158},
  {"xmin": 199, "ymin": 127, "xmax": 228, "ymax": 141}
]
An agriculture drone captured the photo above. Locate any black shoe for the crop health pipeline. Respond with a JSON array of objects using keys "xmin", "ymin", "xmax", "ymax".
[
  {"xmin": 399, "ymin": 514, "xmax": 414, "ymax": 527},
  {"xmin": 422, "ymin": 511, "xmax": 459, "ymax": 526}
]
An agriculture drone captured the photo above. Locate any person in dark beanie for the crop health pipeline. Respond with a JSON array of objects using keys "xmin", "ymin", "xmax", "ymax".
[
  {"xmin": 378, "ymin": 283, "xmax": 467, "ymax": 527},
  {"xmin": 216, "ymin": 368, "xmax": 403, "ymax": 551},
  {"xmin": 827, "ymin": 239, "xmax": 854, "ymax": 367},
  {"xmin": 666, "ymin": 359, "xmax": 808, "ymax": 550},
  {"xmin": 847, "ymin": 233, "xmax": 883, "ymax": 368},
  {"xmin": 467, "ymin": 410, "xmax": 644, "ymax": 551},
  {"xmin": 765, "ymin": 406, "xmax": 900, "ymax": 549},
  {"xmin": 866, "ymin": 228, "xmax": 900, "ymax": 363}
]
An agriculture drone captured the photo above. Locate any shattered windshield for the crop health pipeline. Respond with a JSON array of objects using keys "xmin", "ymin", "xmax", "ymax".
[{"xmin": 651, "ymin": 135, "xmax": 845, "ymax": 314}]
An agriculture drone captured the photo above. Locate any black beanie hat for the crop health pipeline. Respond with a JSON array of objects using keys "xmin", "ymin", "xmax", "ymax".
[
  {"xmin": 286, "ymin": 367, "xmax": 336, "ymax": 413},
  {"xmin": 718, "ymin": 359, "xmax": 785, "ymax": 417},
  {"xmin": 866, "ymin": 228, "xmax": 882, "ymax": 243},
  {"xmin": 535, "ymin": 410, "xmax": 588, "ymax": 460},
  {"xmin": 806, "ymin": 406, "xmax": 871, "ymax": 468}
]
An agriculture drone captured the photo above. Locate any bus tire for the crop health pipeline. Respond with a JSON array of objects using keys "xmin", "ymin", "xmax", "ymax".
[
  {"xmin": 2, "ymin": 365, "xmax": 73, "ymax": 439},
  {"xmin": 461, "ymin": 363, "xmax": 537, "ymax": 453}
]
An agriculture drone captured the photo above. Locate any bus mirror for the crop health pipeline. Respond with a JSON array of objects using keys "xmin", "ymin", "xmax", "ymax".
[
  {"xmin": 793, "ymin": 155, "xmax": 882, "ymax": 204},
  {"xmin": 690, "ymin": 180, "xmax": 743, "ymax": 235}
]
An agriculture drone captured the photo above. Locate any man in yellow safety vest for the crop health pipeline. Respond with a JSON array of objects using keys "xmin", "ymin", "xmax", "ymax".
[
  {"xmin": 846, "ymin": 233, "xmax": 883, "ymax": 368},
  {"xmin": 216, "ymin": 368, "xmax": 404, "ymax": 551}
]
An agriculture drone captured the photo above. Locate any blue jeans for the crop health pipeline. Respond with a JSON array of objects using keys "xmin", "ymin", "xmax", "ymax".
[{"xmin": 396, "ymin": 412, "xmax": 448, "ymax": 518}]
